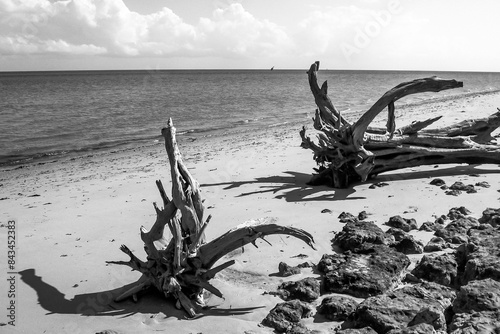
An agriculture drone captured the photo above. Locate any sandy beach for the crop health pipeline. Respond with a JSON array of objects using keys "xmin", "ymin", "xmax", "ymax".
[{"xmin": 2, "ymin": 90, "xmax": 500, "ymax": 333}]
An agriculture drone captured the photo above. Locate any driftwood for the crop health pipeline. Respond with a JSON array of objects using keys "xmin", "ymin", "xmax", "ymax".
[
  {"xmin": 300, "ymin": 61, "xmax": 500, "ymax": 188},
  {"xmin": 108, "ymin": 119, "xmax": 315, "ymax": 317}
]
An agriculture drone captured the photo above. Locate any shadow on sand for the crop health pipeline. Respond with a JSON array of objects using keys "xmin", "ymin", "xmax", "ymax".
[
  {"xmin": 201, "ymin": 171, "xmax": 362, "ymax": 202},
  {"xmin": 201, "ymin": 164, "xmax": 500, "ymax": 202},
  {"xmin": 19, "ymin": 268, "xmax": 262, "ymax": 320},
  {"xmin": 371, "ymin": 164, "xmax": 500, "ymax": 184}
]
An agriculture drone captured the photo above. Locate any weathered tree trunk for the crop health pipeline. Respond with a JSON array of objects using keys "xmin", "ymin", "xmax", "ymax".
[
  {"xmin": 108, "ymin": 118, "xmax": 315, "ymax": 317},
  {"xmin": 301, "ymin": 61, "xmax": 500, "ymax": 188}
]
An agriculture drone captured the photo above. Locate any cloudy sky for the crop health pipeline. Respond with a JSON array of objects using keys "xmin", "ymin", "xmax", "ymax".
[{"xmin": 1, "ymin": 0, "xmax": 499, "ymax": 72}]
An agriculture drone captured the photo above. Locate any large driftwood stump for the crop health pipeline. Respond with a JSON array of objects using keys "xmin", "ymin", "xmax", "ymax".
[
  {"xmin": 301, "ymin": 61, "xmax": 500, "ymax": 188},
  {"xmin": 108, "ymin": 119, "xmax": 315, "ymax": 317}
]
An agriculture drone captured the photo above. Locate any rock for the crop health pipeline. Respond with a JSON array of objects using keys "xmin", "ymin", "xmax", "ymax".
[
  {"xmin": 423, "ymin": 237, "xmax": 446, "ymax": 252},
  {"xmin": 385, "ymin": 227, "xmax": 408, "ymax": 242},
  {"xmin": 385, "ymin": 215, "xmax": 418, "ymax": 232},
  {"xmin": 411, "ymin": 253, "xmax": 458, "ymax": 287},
  {"xmin": 337, "ymin": 328, "xmax": 378, "ymax": 334},
  {"xmin": 369, "ymin": 182, "xmax": 389, "ymax": 189},
  {"xmin": 478, "ymin": 207, "xmax": 500, "ymax": 227},
  {"xmin": 404, "ymin": 273, "xmax": 422, "ymax": 284},
  {"xmin": 408, "ymin": 306, "xmax": 446, "ymax": 329},
  {"xmin": 287, "ymin": 322, "xmax": 313, "ymax": 334},
  {"xmin": 475, "ymin": 181, "xmax": 491, "ymax": 188},
  {"xmin": 447, "ymin": 206, "xmax": 471, "ymax": 220},
  {"xmin": 445, "ymin": 189, "xmax": 461, "ymax": 196},
  {"xmin": 296, "ymin": 262, "xmax": 313, "ymax": 269},
  {"xmin": 318, "ymin": 244, "xmax": 410, "ymax": 298},
  {"xmin": 435, "ymin": 215, "xmax": 447, "ymax": 225},
  {"xmin": 275, "ymin": 277, "xmax": 320, "ymax": 302},
  {"xmin": 278, "ymin": 262, "xmax": 302, "ymax": 277},
  {"xmin": 459, "ymin": 225, "xmax": 500, "ymax": 284},
  {"xmin": 352, "ymin": 282, "xmax": 455, "ymax": 333},
  {"xmin": 449, "ymin": 310, "xmax": 500, "ymax": 334},
  {"xmin": 434, "ymin": 217, "xmax": 479, "ymax": 244},
  {"xmin": 317, "ymin": 296, "xmax": 359, "ymax": 321},
  {"xmin": 419, "ymin": 221, "xmax": 440, "ymax": 232},
  {"xmin": 333, "ymin": 220, "xmax": 393, "ymax": 251},
  {"xmin": 393, "ymin": 235, "xmax": 424, "ymax": 254},
  {"xmin": 358, "ymin": 211, "xmax": 369, "ymax": 220},
  {"xmin": 453, "ymin": 278, "xmax": 500, "ymax": 314},
  {"xmin": 261, "ymin": 300, "xmax": 313, "ymax": 333},
  {"xmin": 339, "ymin": 212, "xmax": 359, "ymax": 223},
  {"xmin": 449, "ymin": 181, "xmax": 476, "ymax": 193},
  {"xmin": 387, "ymin": 323, "xmax": 437, "ymax": 334},
  {"xmin": 430, "ymin": 178, "xmax": 445, "ymax": 186}
]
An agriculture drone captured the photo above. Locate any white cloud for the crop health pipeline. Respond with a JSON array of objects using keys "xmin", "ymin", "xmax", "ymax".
[
  {"xmin": 198, "ymin": 4, "xmax": 292, "ymax": 58},
  {"xmin": 0, "ymin": 0, "xmax": 292, "ymax": 59}
]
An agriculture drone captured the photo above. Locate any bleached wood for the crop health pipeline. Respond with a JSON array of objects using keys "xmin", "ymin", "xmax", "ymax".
[
  {"xmin": 301, "ymin": 61, "xmax": 500, "ymax": 188},
  {"xmin": 108, "ymin": 119, "xmax": 315, "ymax": 317}
]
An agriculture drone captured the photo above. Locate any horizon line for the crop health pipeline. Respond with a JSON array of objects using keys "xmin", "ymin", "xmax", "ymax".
[{"xmin": 2, "ymin": 68, "xmax": 500, "ymax": 74}]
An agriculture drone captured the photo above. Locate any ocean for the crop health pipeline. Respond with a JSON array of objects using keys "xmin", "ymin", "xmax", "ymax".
[{"xmin": 1, "ymin": 69, "xmax": 500, "ymax": 166}]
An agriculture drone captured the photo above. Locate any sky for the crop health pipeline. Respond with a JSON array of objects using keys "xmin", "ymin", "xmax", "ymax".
[{"xmin": 1, "ymin": 0, "xmax": 499, "ymax": 72}]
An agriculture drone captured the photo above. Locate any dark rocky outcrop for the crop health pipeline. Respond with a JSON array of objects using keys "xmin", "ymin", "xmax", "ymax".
[
  {"xmin": 385, "ymin": 227, "xmax": 408, "ymax": 242},
  {"xmin": 351, "ymin": 282, "xmax": 455, "ymax": 333},
  {"xmin": 275, "ymin": 277, "xmax": 320, "ymax": 302},
  {"xmin": 411, "ymin": 253, "xmax": 458, "ymax": 287},
  {"xmin": 385, "ymin": 216, "xmax": 418, "ymax": 233},
  {"xmin": 286, "ymin": 322, "xmax": 313, "ymax": 334},
  {"xmin": 434, "ymin": 217, "xmax": 479, "ymax": 244},
  {"xmin": 317, "ymin": 295, "xmax": 359, "ymax": 321},
  {"xmin": 339, "ymin": 212, "xmax": 359, "ymax": 223},
  {"xmin": 337, "ymin": 327, "xmax": 378, "ymax": 334},
  {"xmin": 407, "ymin": 306, "xmax": 445, "ymax": 329},
  {"xmin": 459, "ymin": 225, "xmax": 500, "ymax": 284},
  {"xmin": 449, "ymin": 310, "xmax": 500, "ymax": 333},
  {"xmin": 318, "ymin": 244, "xmax": 410, "ymax": 298},
  {"xmin": 447, "ymin": 206, "xmax": 471, "ymax": 220},
  {"xmin": 392, "ymin": 235, "xmax": 424, "ymax": 255},
  {"xmin": 423, "ymin": 236, "xmax": 446, "ymax": 252},
  {"xmin": 419, "ymin": 221, "xmax": 441, "ymax": 232},
  {"xmin": 434, "ymin": 215, "xmax": 447, "ymax": 225},
  {"xmin": 449, "ymin": 181, "xmax": 476, "ymax": 193},
  {"xmin": 448, "ymin": 279, "xmax": 500, "ymax": 333},
  {"xmin": 387, "ymin": 323, "xmax": 437, "ymax": 334},
  {"xmin": 261, "ymin": 300, "xmax": 313, "ymax": 333},
  {"xmin": 479, "ymin": 207, "xmax": 500, "ymax": 227},
  {"xmin": 452, "ymin": 278, "xmax": 500, "ymax": 314},
  {"xmin": 333, "ymin": 220, "xmax": 394, "ymax": 251},
  {"xmin": 429, "ymin": 178, "xmax": 445, "ymax": 186}
]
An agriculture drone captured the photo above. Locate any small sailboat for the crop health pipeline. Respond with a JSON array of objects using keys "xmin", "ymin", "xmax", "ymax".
[{"xmin": 270, "ymin": 66, "xmax": 274, "ymax": 71}]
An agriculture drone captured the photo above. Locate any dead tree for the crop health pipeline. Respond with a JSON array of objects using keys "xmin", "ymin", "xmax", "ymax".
[
  {"xmin": 108, "ymin": 119, "xmax": 315, "ymax": 317},
  {"xmin": 300, "ymin": 61, "xmax": 500, "ymax": 188}
]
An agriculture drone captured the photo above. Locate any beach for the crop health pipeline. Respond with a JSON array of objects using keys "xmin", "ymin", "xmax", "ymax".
[{"xmin": 1, "ymin": 90, "xmax": 500, "ymax": 333}]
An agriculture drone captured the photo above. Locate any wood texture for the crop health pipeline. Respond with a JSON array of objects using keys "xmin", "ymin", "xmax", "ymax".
[
  {"xmin": 108, "ymin": 118, "xmax": 315, "ymax": 317},
  {"xmin": 301, "ymin": 61, "xmax": 500, "ymax": 188}
]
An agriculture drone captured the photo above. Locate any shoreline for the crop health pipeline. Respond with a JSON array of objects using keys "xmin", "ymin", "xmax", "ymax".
[
  {"xmin": 1, "ymin": 89, "xmax": 500, "ymax": 333},
  {"xmin": 3, "ymin": 87, "xmax": 500, "ymax": 168}
]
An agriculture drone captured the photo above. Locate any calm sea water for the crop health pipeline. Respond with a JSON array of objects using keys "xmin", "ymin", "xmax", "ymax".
[{"xmin": 1, "ymin": 69, "xmax": 500, "ymax": 166}]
